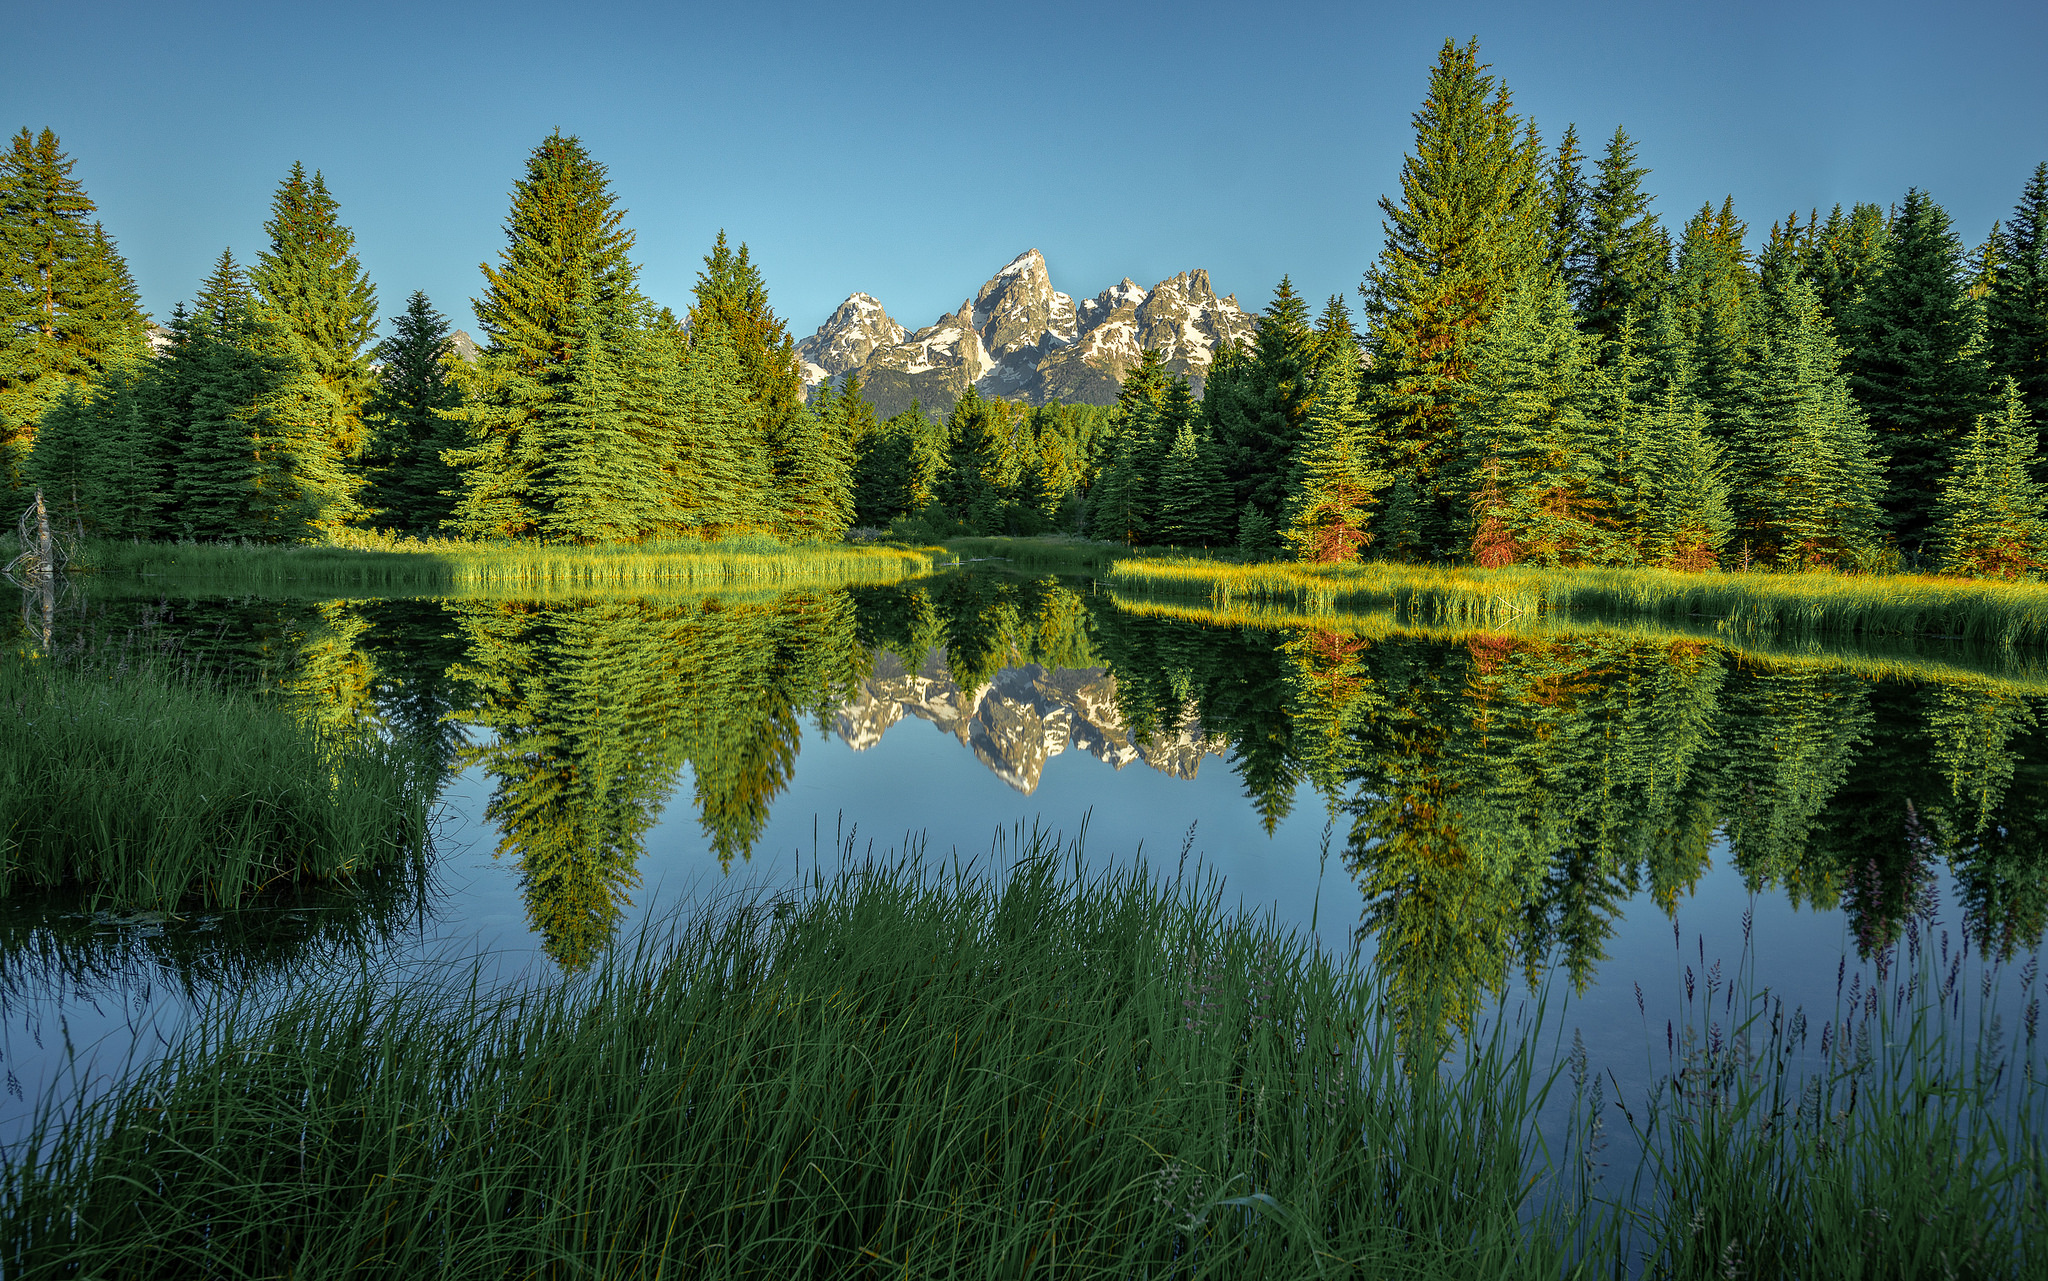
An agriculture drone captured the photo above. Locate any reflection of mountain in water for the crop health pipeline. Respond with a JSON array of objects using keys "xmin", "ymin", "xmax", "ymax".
[{"xmin": 835, "ymin": 648, "xmax": 1223, "ymax": 793}]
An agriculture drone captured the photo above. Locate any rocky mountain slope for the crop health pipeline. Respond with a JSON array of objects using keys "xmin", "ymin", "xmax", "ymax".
[
  {"xmin": 797, "ymin": 249, "xmax": 1255, "ymax": 418},
  {"xmin": 833, "ymin": 648, "xmax": 1224, "ymax": 794}
]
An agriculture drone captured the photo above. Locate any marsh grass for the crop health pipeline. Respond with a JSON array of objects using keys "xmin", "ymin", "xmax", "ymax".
[
  {"xmin": 64, "ymin": 534, "xmax": 941, "ymax": 593},
  {"xmin": 1106, "ymin": 592, "xmax": 2048, "ymax": 695},
  {"xmin": 0, "ymin": 656, "xmax": 430, "ymax": 911},
  {"xmin": 3, "ymin": 832, "xmax": 2041, "ymax": 1278},
  {"xmin": 1108, "ymin": 558, "xmax": 2048, "ymax": 648},
  {"xmin": 1, "ymin": 836, "xmax": 1564, "ymax": 1279}
]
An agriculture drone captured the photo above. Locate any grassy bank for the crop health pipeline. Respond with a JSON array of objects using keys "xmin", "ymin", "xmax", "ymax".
[
  {"xmin": 4, "ymin": 837, "xmax": 2038, "ymax": 1278},
  {"xmin": 945, "ymin": 534, "xmax": 1129, "ymax": 573},
  {"xmin": 0, "ymin": 658, "xmax": 429, "ymax": 910},
  {"xmin": 1107, "ymin": 591, "xmax": 2048, "ymax": 693},
  {"xmin": 65, "ymin": 534, "xmax": 944, "ymax": 592},
  {"xmin": 1109, "ymin": 557, "xmax": 2048, "ymax": 647}
]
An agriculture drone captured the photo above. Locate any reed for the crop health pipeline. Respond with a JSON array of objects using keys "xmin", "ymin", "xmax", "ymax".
[
  {"xmin": 2, "ymin": 832, "xmax": 2039, "ymax": 1278},
  {"xmin": 1105, "ymin": 591, "xmax": 2048, "ymax": 695},
  {"xmin": 70, "ymin": 533, "xmax": 943, "ymax": 592},
  {"xmin": 1107, "ymin": 558, "xmax": 2048, "ymax": 647},
  {"xmin": 0, "ymin": 657, "xmax": 429, "ymax": 910}
]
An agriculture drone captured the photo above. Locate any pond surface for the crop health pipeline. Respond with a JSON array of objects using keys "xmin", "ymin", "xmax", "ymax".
[{"xmin": 4, "ymin": 571, "xmax": 2046, "ymax": 1146}]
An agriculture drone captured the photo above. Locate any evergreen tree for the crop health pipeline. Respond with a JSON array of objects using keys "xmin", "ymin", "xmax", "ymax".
[
  {"xmin": 446, "ymin": 132, "xmax": 654, "ymax": 539},
  {"xmin": 1153, "ymin": 415, "xmax": 1232, "ymax": 547},
  {"xmin": 363, "ymin": 291, "xmax": 465, "ymax": 532},
  {"xmin": 1282, "ymin": 336, "xmax": 1387, "ymax": 562},
  {"xmin": 1804, "ymin": 202, "xmax": 1889, "ymax": 326},
  {"xmin": 1745, "ymin": 276, "xmax": 1888, "ymax": 568},
  {"xmin": 1459, "ymin": 277, "xmax": 1616, "ymax": 566},
  {"xmin": 541, "ymin": 305, "xmax": 654, "ymax": 542},
  {"xmin": 1545, "ymin": 124, "xmax": 1591, "ymax": 307},
  {"xmin": 1205, "ymin": 281, "xmax": 1317, "ymax": 521},
  {"xmin": 1580, "ymin": 127, "xmax": 1668, "ymax": 345},
  {"xmin": 248, "ymin": 163, "xmax": 378, "ymax": 490},
  {"xmin": 1985, "ymin": 164, "xmax": 2048, "ymax": 442},
  {"xmin": 690, "ymin": 232, "xmax": 808, "ymax": 534},
  {"xmin": 1845, "ymin": 188, "xmax": 1991, "ymax": 550},
  {"xmin": 851, "ymin": 400, "xmax": 944, "ymax": 527},
  {"xmin": 774, "ymin": 397, "xmax": 854, "ymax": 540},
  {"xmin": 1931, "ymin": 378, "xmax": 2047, "ymax": 579},
  {"xmin": 1360, "ymin": 39, "xmax": 1547, "ymax": 555},
  {"xmin": 1668, "ymin": 199, "xmax": 1753, "ymax": 438},
  {"xmin": 0, "ymin": 127, "xmax": 147, "ymax": 491},
  {"xmin": 1641, "ymin": 386, "xmax": 1734, "ymax": 570},
  {"xmin": 670, "ymin": 311, "xmax": 770, "ymax": 531}
]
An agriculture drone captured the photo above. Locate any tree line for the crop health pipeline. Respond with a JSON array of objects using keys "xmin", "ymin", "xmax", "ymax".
[
  {"xmin": 7, "ymin": 38, "xmax": 2047, "ymax": 575},
  {"xmin": 0, "ymin": 131, "xmax": 860, "ymax": 544}
]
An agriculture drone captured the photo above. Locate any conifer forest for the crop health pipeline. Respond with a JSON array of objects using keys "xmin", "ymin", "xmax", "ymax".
[{"xmin": 6, "ymin": 34, "xmax": 2048, "ymax": 1280}]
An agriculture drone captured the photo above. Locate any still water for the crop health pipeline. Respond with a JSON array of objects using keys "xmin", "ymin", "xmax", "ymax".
[{"xmin": 4, "ymin": 570, "xmax": 2045, "ymax": 1145}]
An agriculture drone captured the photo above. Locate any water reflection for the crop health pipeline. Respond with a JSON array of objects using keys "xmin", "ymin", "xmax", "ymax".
[{"xmin": 13, "ymin": 576, "xmax": 2048, "ymax": 1019}]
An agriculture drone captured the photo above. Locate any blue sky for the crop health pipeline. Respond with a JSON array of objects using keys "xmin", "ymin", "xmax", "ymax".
[{"xmin": 7, "ymin": 0, "xmax": 2045, "ymax": 341}]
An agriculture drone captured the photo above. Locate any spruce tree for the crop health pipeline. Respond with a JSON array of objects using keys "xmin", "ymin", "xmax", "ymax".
[
  {"xmin": 1458, "ymin": 276, "xmax": 1614, "ymax": 566},
  {"xmin": 1360, "ymin": 39, "xmax": 1546, "ymax": 555},
  {"xmin": 1931, "ymin": 378, "xmax": 2047, "ymax": 579},
  {"xmin": 1154, "ymin": 416, "xmax": 1232, "ymax": 547},
  {"xmin": 1282, "ymin": 335, "xmax": 1387, "ymax": 563},
  {"xmin": 1668, "ymin": 199, "xmax": 1753, "ymax": 438},
  {"xmin": 670, "ymin": 311, "xmax": 770, "ymax": 532},
  {"xmin": 363, "ymin": 291, "xmax": 465, "ymax": 532},
  {"xmin": 691, "ymin": 232, "xmax": 807, "ymax": 534},
  {"xmin": 248, "ymin": 163, "xmax": 378, "ymax": 478},
  {"xmin": 1804, "ymin": 202, "xmax": 1889, "ymax": 326},
  {"xmin": 1580, "ymin": 127, "xmax": 1668, "ymax": 346},
  {"xmin": 0, "ymin": 128, "xmax": 147, "ymax": 491},
  {"xmin": 1986, "ymin": 164, "xmax": 2048, "ymax": 442},
  {"xmin": 1205, "ymin": 281, "xmax": 1316, "ymax": 521},
  {"xmin": 1845, "ymin": 188, "xmax": 1991, "ymax": 549},
  {"xmin": 1641, "ymin": 386, "xmax": 1734, "ymax": 570},
  {"xmin": 446, "ymin": 132, "xmax": 650, "ymax": 539},
  {"xmin": 1545, "ymin": 124, "xmax": 1591, "ymax": 307},
  {"xmin": 1745, "ymin": 276, "xmax": 1887, "ymax": 568}
]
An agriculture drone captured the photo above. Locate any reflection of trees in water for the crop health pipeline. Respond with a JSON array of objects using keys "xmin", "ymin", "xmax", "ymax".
[
  {"xmin": 447, "ymin": 593, "xmax": 865, "ymax": 970},
  {"xmin": 1079, "ymin": 601, "xmax": 2048, "ymax": 1046}
]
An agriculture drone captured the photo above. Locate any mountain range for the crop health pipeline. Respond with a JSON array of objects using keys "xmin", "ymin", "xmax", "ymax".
[{"xmin": 796, "ymin": 249, "xmax": 1256, "ymax": 418}]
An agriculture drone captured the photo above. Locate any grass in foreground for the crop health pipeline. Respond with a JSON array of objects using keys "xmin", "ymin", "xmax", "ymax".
[
  {"xmin": 1108, "ymin": 557, "xmax": 2048, "ymax": 647},
  {"xmin": 0, "ymin": 657, "xmax": 429, "ymax": 910},
  {"xmin": 64, "ymin": 534, "xmax": 943, "ymax": 592},
  {"xmin": 3, "ymin": 835, "xmax": 2038, "ymax": 1278}
]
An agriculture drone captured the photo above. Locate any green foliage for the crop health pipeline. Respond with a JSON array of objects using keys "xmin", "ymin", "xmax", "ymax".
[
  {"xmin": 1236, "ymin": 501, "xmax": 1274, "ymax": 556},
  {"xmin": 1986, "ymin": 163, "xmax": 2048, "ymax": 441},
  {"xmin": 852, "ymin": 399, "xmax": 946, "ymax": 526},
  {"xmin": 0, "ymin": 128, "xmax": 147, "ymax": 491},
  {"xmin": 1738, "ymin": 275, "xmax": 1888, "ymax": 568},
  {"xmin": 1933, "ymin": 378, "xmax": 2048, "ymax": 578},
  {"xmin": 1845, "ymin": 188, "xmax": 1993, "ymax": 548},
  {"xmin": 1205, "ymin": 282, "xmax": 1316, "ymax": 522},
  {"xmin": 247, "ymin": 161, "xmax": 378, "ymax": 527},
  {"xmin": 362, "ymin": 291, "xmax": 464, "ymax": 532},
  {"xmin": 691, "ymin": 232, "xmax": 812, "ymax": 536},
  {"xmin": 1282, "ymin": 331, "xmax": 1385, "ymax": 562},
  {"xmin": 1641, "ymin": 386, "xmax": 1735, "ymax": 570},
  {"xmin": 1459, "ymin": 277, "xmax": 1618, "ymax": 567},
  {"xmin": 1360, "ymin": 38, "xmax": 1547, "ymax": 556},
  {"xmin": 1580, "ymin": 126, "xmax": 1668, "ymax": 344}
]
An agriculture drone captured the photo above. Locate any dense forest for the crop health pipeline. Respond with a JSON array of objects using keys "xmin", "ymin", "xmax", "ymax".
[{"xmin": 3, "ymin": 37, "xmax": 2045, "ymax": 574}]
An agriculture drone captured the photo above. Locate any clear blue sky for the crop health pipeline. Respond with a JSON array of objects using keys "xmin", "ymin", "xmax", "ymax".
[{"xmin": 7, "ymin": 0, "xmax": 2045, "ymax": 341}]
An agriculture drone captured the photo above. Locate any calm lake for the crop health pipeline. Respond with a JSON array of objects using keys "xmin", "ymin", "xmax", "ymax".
[{"xmin": 5, "ymin": 569, "xmax": 2045, "ymax": 1149}]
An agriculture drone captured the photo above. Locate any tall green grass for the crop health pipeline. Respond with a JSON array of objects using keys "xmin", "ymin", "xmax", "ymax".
[
  {"xmin": 69, "ymin": 533, "xmax": 942, "ymax": 593},
  {"xmin": 0, "ymin": 657, "xmax": 429, "ymax": 910},
  {"xmin": 1108, "ymin": 557, "xmax": 2048, "ymax": 647},
  {"xmin": 3, "ymin": 832, "xmax": 2039, "ymax": 1278}
]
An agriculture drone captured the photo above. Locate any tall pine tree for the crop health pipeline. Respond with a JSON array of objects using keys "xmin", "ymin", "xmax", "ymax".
[
  {"xmin": 363, "ymin": 291, "xmax": 465, "ymax": 532},
  {"xmin": 1360, "ymin": 39, "xmax": 1547, "ymax": 556},
  {"xmin": 1931, "ymin": 378, "xmax": 2048, "ymax": 579},
  {"xmin": 690, "ymin": 233, "xmax": 817, "ymax": 536},
  {"xmin": 1845, "ymin": 188, "xmax": 1991, "ymax": 550},
  {"xmin": 1580, "ymin": 126, "xmax": 1668, "ymax": 346},
  {"xmin": 1985, "ymin": 164, "xmax": 2048, "ymax": 447},
  {"xmin": 1283, "ymin": 322, "xmax": 1386, "ymax": 563},
  {"xmin": 0, "ymin": 128, "xmax": 147, "ymax": 493}
]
